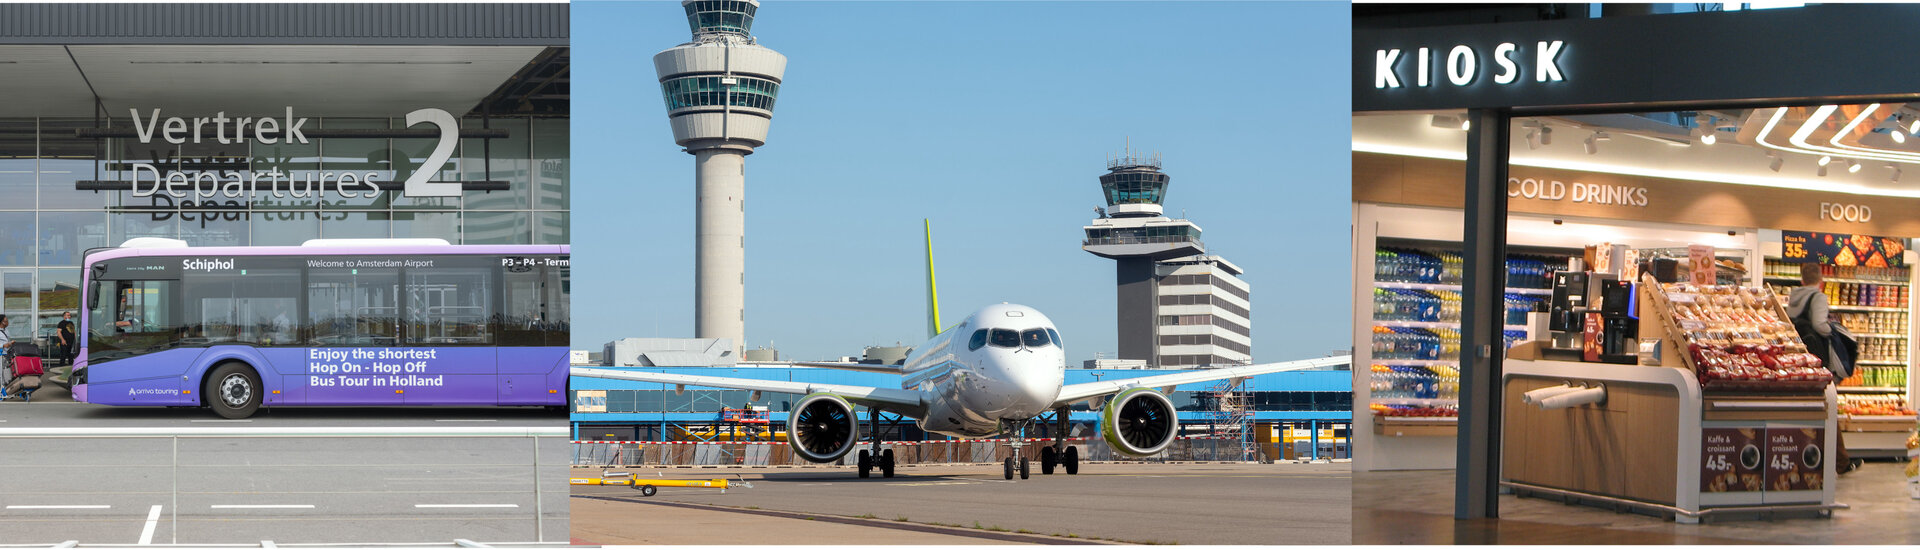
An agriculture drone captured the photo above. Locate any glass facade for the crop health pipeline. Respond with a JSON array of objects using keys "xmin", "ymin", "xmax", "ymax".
[
  {"xmin": 0, "ymin": 116, "xmax": 568, "ymax": 342},
  {"xmin": 661, "ymin": 76, "xmax": 780, "ymax": 112},
  {"xmin": 1098, "ymin": 170, "xmax": 1169, "ymax": 205},
  {"xmin": 684, "ymin": 0, "xmax": 757, "ymax": 34}
]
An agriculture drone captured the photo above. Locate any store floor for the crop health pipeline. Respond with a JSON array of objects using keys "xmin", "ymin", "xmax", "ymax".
[{"xmin": 1355, "ymin": 461, "xmax": 1920, "ymax": 544}]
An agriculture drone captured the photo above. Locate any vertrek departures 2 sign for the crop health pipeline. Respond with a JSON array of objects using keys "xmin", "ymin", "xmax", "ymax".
[
  {"xmin": 127, "ymin": 107, "xmax": 463, "ymax": 199},
  {"xmin": 1354, "ymin": 4, "xmax": 1920, "ymax": 113}
]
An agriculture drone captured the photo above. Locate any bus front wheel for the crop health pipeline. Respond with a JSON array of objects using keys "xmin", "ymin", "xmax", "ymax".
[{"xmin": 205, "ymin": 363, "xmax": 262, "ymax": 419}]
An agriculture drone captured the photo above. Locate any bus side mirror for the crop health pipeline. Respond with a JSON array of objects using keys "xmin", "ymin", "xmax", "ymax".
[{"xmin": 87, "ymin": 281, "xmax": 99, "ymax": 311}]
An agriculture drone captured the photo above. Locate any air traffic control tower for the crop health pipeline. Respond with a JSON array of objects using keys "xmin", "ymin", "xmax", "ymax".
[
  {"xmin": 1083, "ymin": 154, "xmax": 1253, "ymax": 368},
  {"xmin": 656, "ymin": 0, "xmax": 786, "ymax": 354}
]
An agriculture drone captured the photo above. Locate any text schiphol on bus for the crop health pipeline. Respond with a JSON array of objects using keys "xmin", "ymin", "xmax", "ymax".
[{"xmin": 71, "ymin": 239, "xmax": 571, "ymax": 418}]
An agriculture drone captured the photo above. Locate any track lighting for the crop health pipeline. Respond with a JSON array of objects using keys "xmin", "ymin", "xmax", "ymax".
[
  {"xmin": 1818, "ymin": 155, "xmax": 1832, "ymax": 166},
  {"xmin": 1430, "ymin": 114, "xmax": 1471, "ymax": 131},
  {"xmin": 1818, "ymin": 163, "xmax": 1829, "ymax": 177},
  {"xmin": 1892, "ymin": 164, "xmax": 1903, "ymax": 183},
  {"xmin": 1849, "ymin": 159, "xmax": 1863, "ymax": 173},
  {"xmin": 1584, "ymin": 131, "xmax": 1609, "ymax": 155},
  {"xmin": 1539, "ymin": 125, "xmax": 1552, "ymax": 145}
]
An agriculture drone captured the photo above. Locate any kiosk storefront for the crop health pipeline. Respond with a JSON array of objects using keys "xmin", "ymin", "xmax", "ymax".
[
  {"xmin": 1356, "ymin": 4, "xmax": 1920, "ymax": 541},
  {"xmin": 0, "ymin": 4, "xmax": 569, "ymax": 343}
]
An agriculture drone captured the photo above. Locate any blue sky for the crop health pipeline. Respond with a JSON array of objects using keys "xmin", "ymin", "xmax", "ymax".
[{"xmin": 571, "ymin": 1, "xmax": 1353, "ymax": 364}]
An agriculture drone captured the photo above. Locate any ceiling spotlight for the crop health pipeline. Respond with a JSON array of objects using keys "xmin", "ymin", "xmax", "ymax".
[
  {"xmin": 1849, "ymin": 159, "xmax": 1863, "ymax": 173},
  {"xmin": 1818, "ymin": 163, "xmax": 1829, "ymax": 177},
  {"xmin": 1701, "ymin": 132, "xmax": 1716, "ymax": 145},
  {"xmin": 1539, "ymin": 125, "xmax": 1552, "ymax": 145},
  {"xmin": 1896, "ymin": 130, "xmax": 1908, "ymax": 144},
  {"xmin": 1891, "ymin": 164, "xmax": 1903, "ymax": 183},
  {"xmin": 1694, "ymin": 115, "xmax": 1716, "ymax": 145},
  {"xmin": 1584, "ymin": 131, "xmax": 1610, "ymax": 155},
  {"xmin": 1818, "ymin": 155, "xmax": 1833, "ymax": 166},
  {"xmin": 1768, "ymin": 152, "xmax": 1784, "ymax": 172},
  {"xmin": 1430, "ymin": 114, "xmax": 1471, "ymax": 131},
  {"xmin": 1909, "ymin": 118, "xmax": 1920, "ymax": 135}
]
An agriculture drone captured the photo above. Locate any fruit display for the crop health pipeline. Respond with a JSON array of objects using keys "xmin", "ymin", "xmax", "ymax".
[
  {"xmin": 1660, "ymin": 282, "xmax": 1832, "ymax": 390},
  {"xmin": 1838, "ymin": 394, "xmax": 1915, "ymax": 416}
]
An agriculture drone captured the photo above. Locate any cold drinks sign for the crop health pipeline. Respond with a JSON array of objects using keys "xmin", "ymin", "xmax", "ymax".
[{"xmin": 126, "ymin": 107, "xmax": 463, "ymax": 200}]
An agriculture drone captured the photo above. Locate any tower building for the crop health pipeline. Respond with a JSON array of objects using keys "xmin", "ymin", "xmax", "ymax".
[
  {"xmin": 656, "ymin": 0, "xmax": 786, "ymax": 354},
  {"xmin": 1082, "ymin": 154, "xmax": 1252, "ymax": 367}
]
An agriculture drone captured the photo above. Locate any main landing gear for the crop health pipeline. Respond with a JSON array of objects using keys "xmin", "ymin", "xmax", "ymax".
[
  {"xmin": 858, "ymin": 406, "xmax": 895, "ymax": 479},
  {"xmin": 1039, "ymin": 406, "xmax": 1079, "ymax": 475}
]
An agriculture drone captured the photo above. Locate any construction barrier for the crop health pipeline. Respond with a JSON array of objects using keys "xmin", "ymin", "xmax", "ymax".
[{"xmin": 571, "ymin": 436, "xmax": 1260, "ymax": 467}]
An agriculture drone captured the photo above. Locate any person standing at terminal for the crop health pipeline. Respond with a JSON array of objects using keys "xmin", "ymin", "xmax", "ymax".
[
  {"xmin": 1786, "ymin": 263, "xmax": 1855, "ymax": 474},
  {"xmin": 55, "ymin": 311, "xmax": 75, "ymax": 366}
]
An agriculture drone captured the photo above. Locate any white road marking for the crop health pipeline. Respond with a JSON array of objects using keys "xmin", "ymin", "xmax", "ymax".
[
  {"xmin": 413, "ymin": 504, "xmax": 518, "ymax": 508},
  {"xmin": 434, "ymin": 419, "xmax": 497, "ymax": 422},
  {"xmin": 5, "ymin": 505, "xmax": 110, "ymax": 509},
  {"xmin": 210, "ymin": 505, "xmax": 313, "ymax": 509},
  {"xmin": 190, "ymin": 420, "xmax": 251, "ymax": 423},
  {"xmin": 138, "ymin": 505, "xmax": 160, "ymax": 545}
]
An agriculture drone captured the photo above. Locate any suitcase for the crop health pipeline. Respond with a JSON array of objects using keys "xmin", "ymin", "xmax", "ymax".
[
  {"xmin": 11, "ymin": 355, "xmax": 42, "ymax": 377},
  {"xmin": 10, "ymin": 342, "xmax": 39, "ymax": 358}
]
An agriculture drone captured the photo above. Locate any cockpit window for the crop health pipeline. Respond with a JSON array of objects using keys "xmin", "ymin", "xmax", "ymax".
[
  {"xmin": 1021, "ymin": 328, "xmax": 1051, "ymax": 348},
  {"xmin": 1046, "ymin": 328, "xmax": 1062, "ymax": 348},
  {"xmin": 968, "ymin": 329, "xmax": 988, "ymax": 351},
  {"xmin": 989, "ymin": 329, "xmax": 1020, "ymax": 348}
]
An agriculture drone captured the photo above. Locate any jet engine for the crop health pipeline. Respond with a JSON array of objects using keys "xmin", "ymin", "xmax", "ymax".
[
  {"xmin": 1101, "ymin": 387, "xmax": 1178, "ymax": 456},
  {"xmin": 788, "ymin": 392, "xmax": 860, "ymax": 463}
]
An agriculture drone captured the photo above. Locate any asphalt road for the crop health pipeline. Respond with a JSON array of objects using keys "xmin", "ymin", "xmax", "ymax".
[
  {"xmin": 0, "ymin": 389, "xmax": 563, "ymax": 427},
  {"xmin": 0, "ymin": 432, "xmax": 568, "ymax": 544},
  {"xmin": 569, "ymin": 462, "xmax": 1351, "ymax": 545}
]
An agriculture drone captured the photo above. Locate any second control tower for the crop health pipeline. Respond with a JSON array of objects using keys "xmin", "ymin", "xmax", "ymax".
[
  {"xmin": 1083, "ymin": 153, "xmax": 1252, "ymax": 367},
  {"xmin": 656, "ymin": 0, "xmax": 786, "ymax": 354}
]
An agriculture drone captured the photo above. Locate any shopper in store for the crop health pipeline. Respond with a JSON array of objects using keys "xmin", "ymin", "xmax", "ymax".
[{"xmin": 1786, "ymin": 263, "xmax": 1857, "ymax": 474}]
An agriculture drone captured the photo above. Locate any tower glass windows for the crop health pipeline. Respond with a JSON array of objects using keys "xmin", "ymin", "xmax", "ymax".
[
  {"xmin": 661, "ymin": 76, "xmax": 780, "ymax": 112},
  {"xmin": 684, "ymin": 0, "xmax": 757, "ymax": 35},
  {"xmin": 1098, "ymin": 171, "xmax": 1169, "ymax": 205}
]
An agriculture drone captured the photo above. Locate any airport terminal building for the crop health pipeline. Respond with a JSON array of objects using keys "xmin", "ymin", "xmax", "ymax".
[{"xmin": 0, "ymin": 4, "xmax": 569, "ymax": 342}]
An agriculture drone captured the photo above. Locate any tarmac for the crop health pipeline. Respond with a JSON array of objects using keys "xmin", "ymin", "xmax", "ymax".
[
  {"xmin": 0, "ymin": 383, "xmax": 570, "ymax": 545},
  {"xmin": 568, "ymin": 461, "xmax": 1351, "ymax": 545}
]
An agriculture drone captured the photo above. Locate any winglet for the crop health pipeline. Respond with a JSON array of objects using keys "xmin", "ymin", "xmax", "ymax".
[{"xmin": 925, "ymin": 218, "xmax": 942, "ymax": 339}]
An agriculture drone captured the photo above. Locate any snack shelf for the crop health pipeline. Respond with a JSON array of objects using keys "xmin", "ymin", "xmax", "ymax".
[
  {"xmin": 1860, "ymin": 360, "xmax": 1907, "ymax": 366},
  {"xmin": 1837, "ymin": 386, "xmax": 1907, "ymax": 393},
  {"xmin": 1764, "ymin": 275, "xmax": 1909, "ymax": 286},
  {"xmin": 1832, "ymin": 305, "xmax": 1907, "ymax": 313}
]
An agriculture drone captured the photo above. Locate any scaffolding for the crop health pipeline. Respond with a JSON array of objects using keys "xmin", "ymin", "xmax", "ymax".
[{"xmin": 1200, "ymin": 376, "xmax": 1257, "ymax": 461}]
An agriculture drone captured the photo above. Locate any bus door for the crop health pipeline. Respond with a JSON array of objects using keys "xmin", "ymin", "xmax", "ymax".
[
  {"xmin": 395, "ymin": 260, "xmax": 497, "ymax": 405},
  {"xmin": 497, "ymin": 260, "xmax": 566, "ymax": 405}
]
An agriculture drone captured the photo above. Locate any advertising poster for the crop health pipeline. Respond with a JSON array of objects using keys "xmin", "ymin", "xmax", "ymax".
[
  {"xmin": 1765, "ymin": 427, "xmax": 1826, "ymax": 491},
  {"xmin": 1701, "ymin": 427, "xmax": 1764, "ymax": 493},
  {"xmin": 1782, "ymin": 230, "xmax": 1907, "ymax": 267}
]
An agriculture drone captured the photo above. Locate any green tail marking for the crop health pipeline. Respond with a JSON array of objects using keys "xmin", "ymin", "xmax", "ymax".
[{"xmin": 925, "ymin": 219, "xmax": 942, "ymax": 339}]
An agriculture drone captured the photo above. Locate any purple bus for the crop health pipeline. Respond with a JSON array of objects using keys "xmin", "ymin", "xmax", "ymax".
[{"xmin": 72, "ymin": 239, "xmax": 569, "ymax": 418}]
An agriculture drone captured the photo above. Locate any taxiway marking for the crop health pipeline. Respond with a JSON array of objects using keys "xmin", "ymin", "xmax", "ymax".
[
  {"xmin": 210, "ymin": 505, "xmax": 314, "ymax": 509},
  {"xmin": 137, "ymin": 505, "xmax": 160, "ymax": 545},
  {"xmin": 6, "ymin": 505, "xmax": 111, "ymax": 509}
]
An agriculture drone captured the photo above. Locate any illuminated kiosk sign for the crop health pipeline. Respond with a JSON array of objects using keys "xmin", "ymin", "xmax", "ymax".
[
  {"xmin": 1374, "ymin": 41, "xmax": 1566, "ymax": 89},
  {"xmin": 127, "ymin": 107, "xmax": 462, "ymax": 200}
]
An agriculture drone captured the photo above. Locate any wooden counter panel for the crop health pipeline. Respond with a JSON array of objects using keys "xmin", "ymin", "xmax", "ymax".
[{"xmin": 1503, "ymin": 376, "xmax": 1680, "ymax": 505}]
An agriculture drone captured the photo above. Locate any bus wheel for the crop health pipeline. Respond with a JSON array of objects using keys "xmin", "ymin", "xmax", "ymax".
[{"xmin": 205, "ymin": 363, "xmax": 262, "ymax": 419}]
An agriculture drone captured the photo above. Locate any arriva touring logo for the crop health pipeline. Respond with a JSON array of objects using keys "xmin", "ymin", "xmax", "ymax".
[{"xmin": 183, "ymin": 258, "xmax": 236, "ymax": 272}]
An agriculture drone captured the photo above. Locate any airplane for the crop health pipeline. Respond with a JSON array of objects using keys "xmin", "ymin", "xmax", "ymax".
[{"xmin": 570, "ymin": 221, "xmax": 1350, "ymax": 480}]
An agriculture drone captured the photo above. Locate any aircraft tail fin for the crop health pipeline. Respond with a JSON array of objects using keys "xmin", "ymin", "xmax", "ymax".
[{"xmin": 925, "ymin": 218, "xmax": 942, "ymax": 339}]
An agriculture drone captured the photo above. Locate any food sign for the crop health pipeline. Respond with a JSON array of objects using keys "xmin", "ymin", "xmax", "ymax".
[
  {"xmin": 1701, "ymin": 427, "xmax": 1763, "ymax": 493},
  {"xmin": 1782, "ymin": 231, "xmax": 1906, "ymax": 267}
]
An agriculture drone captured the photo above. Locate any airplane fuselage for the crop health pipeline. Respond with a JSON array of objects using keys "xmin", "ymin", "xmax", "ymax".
[{"xmin": 897, "ymin": 303, "xmax": 1067, "ymax": 438}]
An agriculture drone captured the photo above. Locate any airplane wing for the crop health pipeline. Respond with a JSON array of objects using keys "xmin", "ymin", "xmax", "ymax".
[
  {"xmin": 571, "ymin": 367, "xmax": 928, "ymax": 414},
  {"xmin": 791, "ymin": 361, "xmax": 905, "ymax": 375},
  {"xmin": 1051, "ymin": 356, "xmax": 1352, "ymax": 407}
]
